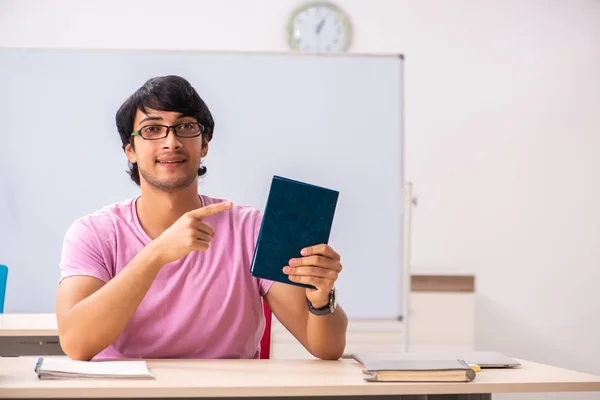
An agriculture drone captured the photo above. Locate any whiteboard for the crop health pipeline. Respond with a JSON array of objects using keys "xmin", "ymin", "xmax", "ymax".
[{"xmin": 0, "ymin": 48, "xmax": 404, "ymax": 319}]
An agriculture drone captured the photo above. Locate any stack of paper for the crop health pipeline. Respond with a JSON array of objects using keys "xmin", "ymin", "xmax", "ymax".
[{"xmin": 34, "ymin": 357, "xmax": 154, "ymax": 380}]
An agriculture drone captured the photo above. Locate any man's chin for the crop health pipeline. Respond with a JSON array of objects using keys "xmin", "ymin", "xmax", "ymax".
[
  {"xmin": 154, "ymin": 181, "xmax": 196, "ymax": 192},
  {"xmin": 140, "ymin": 171, "xmax": 198, "ymax": 192}
]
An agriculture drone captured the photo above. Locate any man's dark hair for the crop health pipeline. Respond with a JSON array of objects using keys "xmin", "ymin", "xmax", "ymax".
[{"xmin": 115, "ymin": 75, "xmax": 214, "ymax": 186}]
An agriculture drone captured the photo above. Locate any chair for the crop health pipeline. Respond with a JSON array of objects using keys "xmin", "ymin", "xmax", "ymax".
[
  {"xmin": 260, "ymin": 300, "xmax": 272, "ymax": 359},
  {"xmin": 0, "ymin": 265, "xmax": 7, "ymax": 313}
]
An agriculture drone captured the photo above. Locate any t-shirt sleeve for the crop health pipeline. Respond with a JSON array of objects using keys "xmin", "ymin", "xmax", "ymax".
[
  {"xmin": 59, "ymin": 217, "xmax": 113, "ymax": 285},
  {"xmin": 252, "ymin": 209, "xmax": 275, "ymax": 297}
]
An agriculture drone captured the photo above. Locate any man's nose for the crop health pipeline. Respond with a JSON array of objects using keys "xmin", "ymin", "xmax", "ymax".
[{"xmin": 162, "ymin": 128, "xmax": 182, "ymax": 149}]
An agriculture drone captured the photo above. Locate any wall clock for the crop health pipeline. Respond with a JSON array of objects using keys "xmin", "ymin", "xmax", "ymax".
[{"xmin": 286, "ymin": 2, "xmax": 352, "ymax": 52}]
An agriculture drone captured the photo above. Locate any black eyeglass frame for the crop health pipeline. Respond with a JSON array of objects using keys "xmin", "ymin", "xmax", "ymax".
[{"xmin": 131, "ymin": 122, "xmax": 205, "ymax": 140}]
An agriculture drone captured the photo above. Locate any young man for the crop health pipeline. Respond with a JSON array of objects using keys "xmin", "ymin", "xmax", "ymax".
[{"xmin": 56, "ymin": 75, "xmax": 348, "ymax": 361}]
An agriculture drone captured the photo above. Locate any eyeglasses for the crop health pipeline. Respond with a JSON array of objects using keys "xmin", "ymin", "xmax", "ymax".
[{"xmin": 131, "ymin": 122, "xmax": 205, "ymax": 140}]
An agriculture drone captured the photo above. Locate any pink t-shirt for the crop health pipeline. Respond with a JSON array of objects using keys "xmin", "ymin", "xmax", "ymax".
[{"xmin": 59, "ymin": 194, "xmax": 274, "ymax": 359}]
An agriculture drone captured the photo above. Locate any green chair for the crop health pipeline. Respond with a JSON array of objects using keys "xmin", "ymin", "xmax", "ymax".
[{"xmin": 0, "ymin": 265, "xmax": 7, "ymax": 313}]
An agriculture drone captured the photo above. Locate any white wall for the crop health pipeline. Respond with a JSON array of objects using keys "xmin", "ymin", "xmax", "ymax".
[{"xmin": 1, "ymin": 0, "xmax": 599, "ymax": 398}]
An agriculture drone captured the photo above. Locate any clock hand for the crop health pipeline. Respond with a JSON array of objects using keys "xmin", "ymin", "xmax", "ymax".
[{"xmin": 316, "ymin": 17, "xmax": 326, "ymax": 34}]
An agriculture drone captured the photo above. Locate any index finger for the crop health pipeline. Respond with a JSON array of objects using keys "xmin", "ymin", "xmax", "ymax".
[
  {"xmin": 301, "ymin": 244, "xmax": 340, "ymax": 260},
  {"xmin": 190, "ymin": 201, "xmax": 233, "ymax": 219}
]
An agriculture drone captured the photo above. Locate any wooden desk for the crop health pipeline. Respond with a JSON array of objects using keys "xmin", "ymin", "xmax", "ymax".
[
  {"xmin": 0, "ymin": 357, "xmax": 599, "ymax": 399},
  {"xmin": 0, "ymin": 314, "xmax": 62, "ymax": 357}
]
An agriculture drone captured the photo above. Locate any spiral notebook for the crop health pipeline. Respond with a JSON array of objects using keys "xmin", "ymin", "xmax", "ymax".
[{"xmin": 250, "ymin": 175, "xmax": 339, "ymax": 289}]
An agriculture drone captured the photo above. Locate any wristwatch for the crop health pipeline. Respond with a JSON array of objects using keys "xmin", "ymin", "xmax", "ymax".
[{"xmin": 306, "ymin": 288, "xmax": 337, "ymax": 316}]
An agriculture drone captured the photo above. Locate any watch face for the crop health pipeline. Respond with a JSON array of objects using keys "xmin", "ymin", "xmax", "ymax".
[
  {"xmin": 287, "ymin": 2, "xmax": 352, "ymax": 52},
  {"xmin": 329, "ymin": 288, "xmax": 337, "ymax": 311}
]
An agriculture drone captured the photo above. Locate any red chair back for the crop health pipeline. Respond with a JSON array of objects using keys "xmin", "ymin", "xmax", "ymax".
[{"xmin": 260, "ymin": 300, "xmax": 272, "ymax": 359}]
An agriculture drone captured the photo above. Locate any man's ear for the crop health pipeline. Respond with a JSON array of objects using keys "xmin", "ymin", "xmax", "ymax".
[
  {"xmin": 125, "ymin": 143, "xmax": 137, "ymax": 164},
  {"xmin": 201, "ymin": 137, "xmax": 209, "ymax": 158}
]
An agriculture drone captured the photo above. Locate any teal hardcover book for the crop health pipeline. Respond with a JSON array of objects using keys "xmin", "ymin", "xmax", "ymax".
[{"xmin": 250, "ymin": 176, "xmax": 339, "ymax": 289}]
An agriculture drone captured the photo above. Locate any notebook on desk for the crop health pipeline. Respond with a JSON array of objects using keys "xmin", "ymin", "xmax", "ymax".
[
  {"xmin": 34, "ymin": 357, "xmax": 154, "ymax": 380},
  {"xmin": 359, "ymin": 358, "xmax": 476, "ymax": 382},
  {"xmin": 250, "ymin": 175, "xmax": 339, "ymax": 289}
]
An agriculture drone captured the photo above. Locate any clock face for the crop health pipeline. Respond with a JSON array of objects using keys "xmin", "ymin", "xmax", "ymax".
[{"xmin": 287, "ymin": 2, "xmax": 351, "ymax": 52}]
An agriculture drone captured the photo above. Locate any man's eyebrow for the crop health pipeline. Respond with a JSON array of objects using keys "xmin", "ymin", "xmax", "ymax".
[
  {"xmin": 139, "ymin": 116, "xmax": 163, "ymax": 124},
  {"xmin": 139, "ymin": 114, "xmax": 191, "ymax": 124}
]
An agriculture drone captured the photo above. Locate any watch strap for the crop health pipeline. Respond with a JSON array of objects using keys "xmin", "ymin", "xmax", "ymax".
[{"xmin": 306, "ymin": 288, "xmax": 336, "ymax": 316}]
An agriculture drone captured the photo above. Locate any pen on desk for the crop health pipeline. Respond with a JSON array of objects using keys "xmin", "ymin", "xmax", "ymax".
[{"xmin": 34, "ymin": 356, "xmax": 43, "ymax": 372}]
